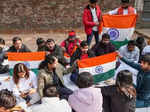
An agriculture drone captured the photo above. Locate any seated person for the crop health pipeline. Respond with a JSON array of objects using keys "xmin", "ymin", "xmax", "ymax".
[
  {"xmin": 11, "ymin": 63, "xmax": 39, "ymax": 106},
  {"xmin": 92, "ymin": 33, "xmax": 115, "ymax": 56},
  {"xmin": 68, "ymin": 72, "xmax": 103, "ymax": 112},
  {"xmin": 36, "ymin": 37, "xmax": 46, "ymax": 51},
  {"xmin": 0, "ymin": 38, "xmax": 9, "ymax": 74},
  {"xmin": 38, "ymin": 55, "xmax": 73, "ymax": 100},
  {"xmin": 118, "ymin": 54, "xmax": 150, "ymax": 108},
  {"xmin": 0, "ymin": 89, "xmax": 25, "ymax": 112},
  {"xmin": 108, "ymin": 0, "xmax": 136, "ymax": 15},
  {"xmin": 101, "ymin": 70, "xmax": 136, "ymax": 112},
  {"xmin": 31, "ymin": 85, "xmax": 72, "ymax": 112},
  {"xmin": 45, "ymin": 39, "xmax": 67, "ymax": 66},
  {"xmin": 8, "ymin": 37, "xmax": 31, "ymax": 52},
  {"xmin": 61, "ymin": 31, "xmax": 81, "ymax": 56},
  {"xmin": 119, "ymin": 40, "xmax": 140, "ymax": 63},
  {"xmin": 71, "ymin": 40, "xmax": 95, "ymax": 65}
]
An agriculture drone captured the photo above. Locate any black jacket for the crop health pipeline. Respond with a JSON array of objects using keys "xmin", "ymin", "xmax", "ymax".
[
  {"xmin": 70, "ymin": 48, "xmax": 95, "ymax": 65},
  {"xmin": 8, "ymin": 44, "xmax": 31, "ymax": 52},
  {"xmin": 101, "ymin": 85, "xmax": 136, "ymax": 112}
]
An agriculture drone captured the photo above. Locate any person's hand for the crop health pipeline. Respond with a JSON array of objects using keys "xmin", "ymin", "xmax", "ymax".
[
  {"xmin": 20, "ymin": 92, "xmax": 26, "ymax": 98},
  {"xmin": 46, "ymin": 51, "xmax": 51, "ymax": 55},
  {"xmin": 116, "ymin": 52, "xmax": 122, "ymax": 59},
  {"xmin": 95, "ymin": 22, "xmax": 99, "ymax": 26},
  {"xmin": 29, "ymin": 88, "xmax": 36, "ymax": 95},
  {"xmin": 62, "ymin": 47, "xmax": 66, "ymax": 52}
]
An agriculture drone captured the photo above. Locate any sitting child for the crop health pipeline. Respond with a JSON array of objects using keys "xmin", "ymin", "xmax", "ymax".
[
  {"xmin": 31, "ymin": 85, "xmax": 72, "ymax": 112},
  {"xmin": 68, "ymin": 72, "xmax": 103, "ymax": 112},
  {"xmin": 101, "ymin": 70, "xmax": 136, "ymax": 112}
]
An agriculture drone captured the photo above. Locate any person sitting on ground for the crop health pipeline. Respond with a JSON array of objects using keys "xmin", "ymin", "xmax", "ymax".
[
  {"xmin": 61, "ymin": 31, "xmax": 81, "ymax": 57},
  {"xmin": 0, "ymin": 38, "xmax": 9, "ymax": 74},
  {"xmin": 11, "ymin": 63, "xmax": 39, "ymax": 106},
  {"xmin": 0, "ymin": 89, "xmax": 25, "ymax": 112},
  {"xmin": 136, "ymin": 36, "xmax": 147, "ymax": 56},
  {"xmin": 36, "ymin": 37, "xmax": 46, "ymax": 51},
  {"xmin": 8, "ymin": 37, "xmax": 31, "ymax": 52},
  {"xmin": 38, "ymin": 55, "xmax": 73, "ymax": 100},
  {"xmin": 31, "ymin": 85, "xmax": 72, "ymax": 112},
  {"xmin": 68, "ymin": 72, "xmax": 103, "ymax": 112},
  {"xmin": 92, "ymin": 33, "xmax": 116, "ymax": 56},
  {"xmin": 118, "ymin": 53, "xmax": 150, "ymax": 108},
  {"xmin": 45, "ymin": 39, "xmax": 67, "ymax": 66},
  {"xmin": 108, "ymin": 0, "xmax": 136, "ymax": 15},
  {"xmin": 101, "ymin": 70, "xmax": 136, "ymax": 112},
  {"xmin": 119, "ymin": 40, "xmax": 140, "ymax": 63},
  {"xmin": 70, "ymin": 40, "xmax": 95, "ymax": 65}
]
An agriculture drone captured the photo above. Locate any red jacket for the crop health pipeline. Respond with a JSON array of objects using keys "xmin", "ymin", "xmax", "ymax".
[
  {"xmin": 118, "ymin": 6, "xmax": 135, "ymax": 15},
  {"xmin": 83, "ymin": 5, "xmax": 102, "ymax": 35}
]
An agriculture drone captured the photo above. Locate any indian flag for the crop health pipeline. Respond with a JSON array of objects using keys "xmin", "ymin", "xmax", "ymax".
[
  {"xmin": 7, "ymin": 52, "xmax": 45, "ymax": 75},
  {"xmin": 100, "ymin": 14, "xmax": 137, "ymax": 49},
  {"xmin": 77, "ymin": 52, "xmax": 117, "ymax": 83}
]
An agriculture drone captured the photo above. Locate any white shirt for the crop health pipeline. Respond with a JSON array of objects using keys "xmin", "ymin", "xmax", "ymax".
[
  {"xmin": 31, "ymin": 97, "xmax": 72, "ymax": 112},
  {"xmin": 108, "ymin": 8, "xmax": 137, "ymax": 15},
  {"xmin": 142, "ymin": 45, "xmax": 150, "ymax": 55},
  {"xmin": 11, "ymin": 71, "xmax": 37, "ymax": 97},
  {"xmin": 90, "ymin": 7, "xmax": 98, "ymax": 31}
]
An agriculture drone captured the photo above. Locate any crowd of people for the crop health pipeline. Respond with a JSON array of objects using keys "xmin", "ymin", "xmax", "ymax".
[{"xmin": 0, "ymin": 0, "xmax": 150, "ymax": 112}]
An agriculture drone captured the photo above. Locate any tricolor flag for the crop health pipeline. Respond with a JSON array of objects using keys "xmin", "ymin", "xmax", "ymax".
[
  {"xmin": 78, "ymin": 52, "xmax": 117, "ymax": 83},
  {"xmin": 7, "ymin": 52, "xmax": 45, "ymax": 75},
  {"xmin": 100, "ymin": 14, "xmax": 137, "ymax": 49}
]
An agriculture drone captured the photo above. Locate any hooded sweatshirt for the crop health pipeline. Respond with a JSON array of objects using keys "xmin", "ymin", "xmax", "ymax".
[{"xmin": 68, "ymin": 87, "xmax": 103, "ymax": 112}]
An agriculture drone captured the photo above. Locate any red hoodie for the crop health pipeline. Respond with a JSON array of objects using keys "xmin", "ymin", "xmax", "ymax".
[{"xmin": 83, "ymin": 5, "xmax": 102, "ymax": 35}]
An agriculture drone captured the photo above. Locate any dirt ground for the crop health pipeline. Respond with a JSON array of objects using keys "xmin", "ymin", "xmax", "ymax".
[{"xmin": 0, "ymin": 29, "xmax": 139, "ymax": 51}]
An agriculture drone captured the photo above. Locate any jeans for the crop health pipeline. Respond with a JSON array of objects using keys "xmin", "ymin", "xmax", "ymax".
[
  {"xmin": 136, "ymin": 99, "xmax": 150, "ymax": 108},
  {"xmin": 87, "ymin": 30, "xmax": 99, "ymax": 46}
]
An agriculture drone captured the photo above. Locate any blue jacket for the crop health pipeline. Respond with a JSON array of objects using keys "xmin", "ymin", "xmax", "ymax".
[{"xmin": 121, "ymin": 58, "xmax": 150, "ymax": 101}]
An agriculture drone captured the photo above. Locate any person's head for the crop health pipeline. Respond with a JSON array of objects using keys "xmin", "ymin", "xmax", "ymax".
[
  {"xmin": 89, "ymin": 0, "xmax": 97, "ymax": 8},
  {"xmin": 0, "ymin": 38, "xmax": 5, "ymax": 52},
  {"xmin": 0, "ymin": 89, "xmax": 16, "ymax": 109},
  {"xmin": 13, "ymin": 63, "xmax": 29, "ymax": 84},
  {"xmin": 101, "ymin": 33, "xmax": 110, "ymax": 45},
  {"xmin": 39, "ymin": 55, "xmax": 58, "ymax": 70},
  {"xmin": 121, "ymin": 0, "xmax": 130, "ymax": 9},
  {"xmin": 80, "ymin": 41, "xmax": 89, "ymax": 54},
  {"xmin": 36, "ymin": 37, "xmax": 45, "ymax": 47},
  {"xmin": 136, "ymin": 37, "xmax": 145, "ymax": 45},
  {"xmin": 46, "ymin": 39, "xmax": 55, "ymax": 51},
  {"xmin": 76, "ymin": 72, "xmax": 94, "ymax": 88},
  {"xmin": 68, "ymin": 31, "xmax": 76, "ymax": 42},
  {"xmin": 127, "ymin": 40, "xmax": 136, "ymax": 52},
  {"xmin": 140, "ymin": 54, "xmax": 150, "ymax": 71},
  {"xmin": 43, "ymin": 85, "xmax": 59, "ymax": 97},
  {"xmin": 12, "ymin": 37, "xmax": 22, "ymax": 50},
  {"xmin": 116, "ymin": 70, "xmax": 133, "ymax": 87}
]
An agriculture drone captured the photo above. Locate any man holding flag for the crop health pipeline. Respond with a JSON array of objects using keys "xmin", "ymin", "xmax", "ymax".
[{"xmin": 108, "ymin": 0, "xmax": 136, "ymax": 15}]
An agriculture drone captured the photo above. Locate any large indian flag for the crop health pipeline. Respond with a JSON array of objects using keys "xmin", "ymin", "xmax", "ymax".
[
  {"xmin": 7, "ymin": 52, "xmax": 45, "ymax": 75},
  {"xmin": 77, "ymin": 52, "xmax": 117, "ymax": 83},
  {"xmin": 100, "ymin": 14, "xmax": 137, "ymax": 49}
]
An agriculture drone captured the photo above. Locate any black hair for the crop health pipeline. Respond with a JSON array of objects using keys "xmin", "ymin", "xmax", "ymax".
[
  {"xmin": 36, "ymin": 37, "xmax": 45, "ymax": 45},
  {"xmin": 128, "ymin": 40, "xmax": 136, "ymax": 46},
  {"xmin": 46, "ymin": 39, "xmax": 55, "ymax": 43},
  {"xmin": 136, "ymin": 37, "xmax": 145, "ymax": 45},
  {"xmin": 12, "ymin": 37, "xmax": 22, "ymax": 44},
  {"xmin": 141, "ymin": 54, "xmax": 150, "ymax": 65},
  {"xmin": 43, "ymin": 85, "xmax": 58, "ymax": 97},
  {"xmin": 0, "ymin": 38, "xmax": 5, "ymax": 45},
  {"xmin": 121, "ymin": 0, "xmax": 129, "ymax": 3},
  {"xmin": 116, "ymin": 70, "xmax": 133, "ymax": 87},
  {"xmin": 0, "ymin": 89, "xmax": 16, "ymax": 109},
  {"xmin": 80, "ymin": 40, "xmax": 88, "ymax": 48},
  {"xmin": 39, "ymin": 54, "xmax": 56, "ymax": 69},
  {"xmin": 76, "ymin": 72, "xmax": 94, "ymax": 88},
  {"xmin": 102, "ymin": 33, "xmax": 110, "ymax": 39},
  {"xmin": 89, "ymin": 0, "xmax": 98, "ymax": 4}
]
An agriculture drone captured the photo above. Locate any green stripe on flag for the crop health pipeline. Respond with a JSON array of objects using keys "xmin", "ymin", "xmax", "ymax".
[
  {"xmin": 111, "ymin": 39, "xmax": 128, "ymax": 50},
  {"xmin": 93, "ymin": 69, "xmax": 115, "ymax": 84}
]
